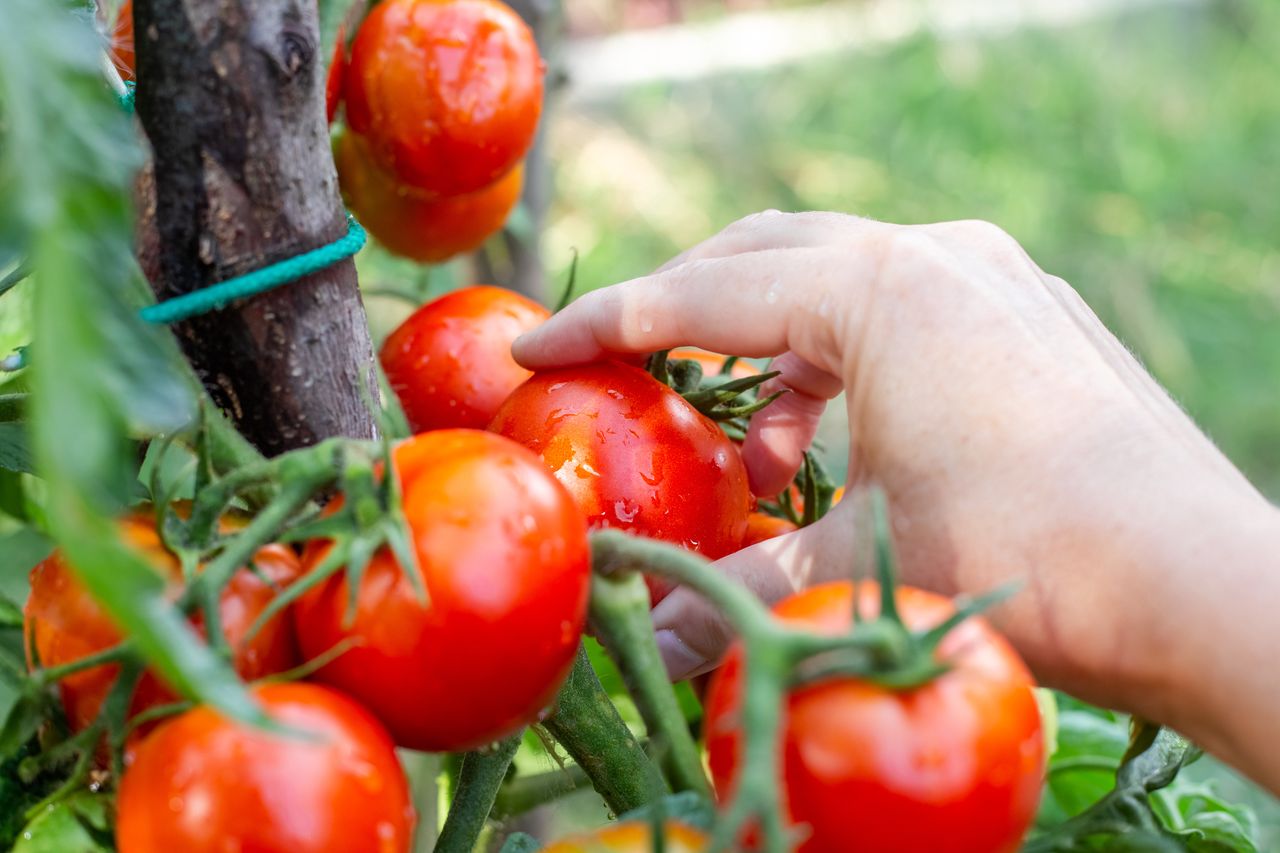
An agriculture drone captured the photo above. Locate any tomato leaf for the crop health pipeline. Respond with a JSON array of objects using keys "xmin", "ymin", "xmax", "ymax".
[
  {"xmin": 1, "ymin": 0, "xmax": 260, "ymax": 725},
  {"xmin": 12, "ymin": 791, "xmax": 114, "ymax": 853},
  {"xmin": 0, "ymin": 423, "xmax": 33, "ymax": 474}
]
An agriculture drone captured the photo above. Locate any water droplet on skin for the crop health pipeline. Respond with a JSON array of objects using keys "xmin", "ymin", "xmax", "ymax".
[
  {"xmin": 765, "ymin": 280, "xmax": 782, "ymax": 304},
  {"xmin": 639, "ymin": 315, "xmax": 654, "ymax": 333},
  {"xmin": 817, "ymin": 293, "xmax": 833, "ymax": 317}
]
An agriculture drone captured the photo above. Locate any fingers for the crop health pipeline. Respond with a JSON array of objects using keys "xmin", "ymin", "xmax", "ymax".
[
  {"xmin": 652, "ymin": 502, "xmax": 858, "ymax": 679},
  {"xmin": 655, "ymin": 210, "xmax": 875, "ymax": 273},
  {"xmin": 513, "ymin": 244, "xmax": 877, "ymax": 373},
  {"xmin": 742, "ymin": 352, "xmax": 842, "ymax": 496}
]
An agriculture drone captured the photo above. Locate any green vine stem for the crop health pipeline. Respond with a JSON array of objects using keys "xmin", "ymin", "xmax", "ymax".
[
  {"xmin": 541, "ymin": 645, "xmax": 669, "ymax": 815},
  {"xmin": 587, "ymin": 571, "xmax": 712, "ymax": 798},
  {"xmin": 492, "ymin": 765, "xmax": 591, "ymax": 821},
  {"xmin": 434, "ymin": 733, "xmax": 523, "ymax": 853}
]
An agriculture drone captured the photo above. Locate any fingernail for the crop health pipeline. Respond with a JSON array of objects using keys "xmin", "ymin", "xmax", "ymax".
[{"xmin": 655, "ymin": 629, "xmax": 708, "ymax": 682}]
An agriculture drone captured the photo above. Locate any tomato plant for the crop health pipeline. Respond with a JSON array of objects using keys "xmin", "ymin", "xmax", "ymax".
[
  {"xmin": 490, "ymin": 361, "xmax": 753, "ymax": 597},
  {"xmin": 336, "ymin": 131, "xmax": 524, "ymax": 263},
  {"xmin": 293, "ymin": 429, "xmax": 590, "ymax": 752},
  {"xmin": 344, "ymin": 0, "xmax": 544, "ymax": 196},
  {"xmin": 380, "ymin": 284, "xmax": 550, "ymax": 432},
  {"xmin": 108, "ymin": 0, "xmax": 135, "ymax": 81},
  {"xmin": 116, "ymin": 682, "xmax": 415, "ymax": 852},
  {"xmin": 24, "ymin": 513, "xmax": 299, "ymax": 734},
  {"xmin": 704, "ymin": 581, "xmax": 1045, "ymax": 853}
]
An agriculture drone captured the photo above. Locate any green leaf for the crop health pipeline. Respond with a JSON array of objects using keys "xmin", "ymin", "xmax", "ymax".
[
  {"xmin": 318, "ymin": 0, "xmax": 362, "ymax": 63},
  {"xmin": 13, "ymin": 792, "xmax": 114, "ymax": 853},
  {"xmin": 0, "ymin": 692, "xmax": 52, "ymax": 759},
  {"xmin": 1, "ymin": 0, "xmax": 257, "ymax": 726},
  {"xmin": 0, "ymin": 422, "xmax": 33, "ymax": 474}
]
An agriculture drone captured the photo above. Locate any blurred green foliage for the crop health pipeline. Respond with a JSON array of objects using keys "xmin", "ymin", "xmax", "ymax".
[{"xmin": 547, "ymin": 0, "xmax": 1280, "ymax": 497}]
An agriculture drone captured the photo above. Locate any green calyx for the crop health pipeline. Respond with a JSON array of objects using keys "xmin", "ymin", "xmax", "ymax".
[{"xmin": 647, "ymin": 349, "xmax": 787, "ymax": 425}]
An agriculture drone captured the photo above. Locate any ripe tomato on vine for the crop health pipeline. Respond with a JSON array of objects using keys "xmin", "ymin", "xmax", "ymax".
[
  {"xmin": 344, "ymin": 0, "xmax": 544, "ymax": 196},
  {"xmin": 24, "ymin": 513, "xmax": 300, "ymax": 735},
  {"xmin": 336, "ymin": 132, "xmax": 524, "ymax": 263},
  {"xmin": 704, "ymin": 581, "xmax": 1045, "ymax": 853},
  {"xmin": 380, "ymin": 284, "xmax": 550, "ymax": 432},
  {"xmin": 293, "ymin": 430, "xmax": 590, "ymax": 752},
  {"xmin": 116, "ymin": 683, "xmax": 415, "ymax": 853},
  {"xmin": 490, "ymin": 361, "xmax": 753, "ymax": 599}
]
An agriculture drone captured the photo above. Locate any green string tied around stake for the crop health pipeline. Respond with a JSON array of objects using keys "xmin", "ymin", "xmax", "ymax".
[{"xmin": 139, "ymin": 215, "xmax": 367, "ymax": 325}]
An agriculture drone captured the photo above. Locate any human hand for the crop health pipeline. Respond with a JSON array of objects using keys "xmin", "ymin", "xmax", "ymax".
[{"xmin": 513, "ymin": 212, "xmax": 1279, "ymax": 773}]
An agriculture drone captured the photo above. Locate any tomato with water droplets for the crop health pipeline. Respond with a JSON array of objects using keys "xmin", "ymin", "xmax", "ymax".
[
  {"xmin": 380, "ymin": 285, "xmax": 549, "ymax": 433},
  {"xmin": 542, "ymin": 821, "xmax": 708, "ymax": 852},
  {"xmin": 704, "ymin": 581, "xmax": 1044, "ymax": 853},
  {"xmin": 24, "ymin": 513, "xmax": 300, "ymax": 735},
  {"xmin": 116, "ymin": 682, "xmax": 415, "ymax": 853},
  {"xmin": 293, "ymin": 430, "xmax": 589, "ymax": 752},
  {"xmin": 489, "ymin": 361, "xmax": 752, "ymax": 599},
  {"xmin": 345, "ymin": 0, "xmax": 544, "ymax": 195}
]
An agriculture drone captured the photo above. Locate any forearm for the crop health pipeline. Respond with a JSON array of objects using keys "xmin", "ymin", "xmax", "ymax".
[{"xmin": 1107, "ymin": 483, "xmax": 1280, "ymax": 793}]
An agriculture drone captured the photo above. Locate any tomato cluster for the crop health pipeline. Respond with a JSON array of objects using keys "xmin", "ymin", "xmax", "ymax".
[{"xmin": 328, "ymin": 0, "xmax": 544, "ymax": 262}]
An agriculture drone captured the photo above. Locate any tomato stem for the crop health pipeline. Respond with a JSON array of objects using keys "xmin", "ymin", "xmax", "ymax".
[
  {"xmin": 542, "ymin": 645, "xmax": 669, "ymax": 815},
  {"xmin": 434, "ymin": 732, "xmax": 523, "ymax": 853},
  {"xmin": 587, "ymin": 571, "xmax": 713, "ymax": 798},
  {"xmin": 492, "ymin": 765, "xmax": 591, "ymax": 821}
]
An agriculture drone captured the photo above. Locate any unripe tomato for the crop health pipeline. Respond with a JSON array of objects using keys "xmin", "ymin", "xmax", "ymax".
[
  {"xmin": 490, "ymin": 362, "xmax": 753, "ymax": 600},
  {"xmin": 109, "ymin": 0, "xmax": 135, "ymax": 81},
  {"xmin": 741, "ymin": 512, "xmax": 797, "ymax": 548},
  {"xmin": 345, "ymin": 0, "xmax": 544, "ymax": 195},
  {"xmin": 704, "ymin": 581, "xmax": 1044, "ymax": 853},
  {"xmin": 293, "ymin": 430, "xmax": 589, "ymax": 752},
  {"xmin": 381, "ymin": 285, "xmax": 550, "ymax": 433},
  {"xmin": 116, "ymin": 683, "xmax": 415, "ymax": 853},
  {"xmin": 543, "ymin": 821, "xmax": 707, "ymax": 852},
  {"xmin": 336, "ymin": 132, "xmax": 523, "ymax": 263},
  {"xmin": 24, "ymin": 514, "xmax": 300, "ymax": 734}
]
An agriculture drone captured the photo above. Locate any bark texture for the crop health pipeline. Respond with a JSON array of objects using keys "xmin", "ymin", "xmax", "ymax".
[{"xmin": 133, "ymin": 0, "xmax": 378, "ymax": 456}]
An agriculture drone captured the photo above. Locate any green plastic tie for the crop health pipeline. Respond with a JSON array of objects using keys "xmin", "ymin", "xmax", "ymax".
[{"xmin": 138, "ymin": 215, "xmax": 367, "ymax": 325}]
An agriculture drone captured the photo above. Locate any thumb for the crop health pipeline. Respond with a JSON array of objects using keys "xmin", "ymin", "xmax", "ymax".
[{"xmin": 650, "ymin": 501, "xmax": 858, "ymax": 680}]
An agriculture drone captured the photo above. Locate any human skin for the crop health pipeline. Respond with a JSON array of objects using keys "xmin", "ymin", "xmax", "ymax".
[{"xmin": 512, "ymin": 210, "xmax": 1280, "ymax": 794}]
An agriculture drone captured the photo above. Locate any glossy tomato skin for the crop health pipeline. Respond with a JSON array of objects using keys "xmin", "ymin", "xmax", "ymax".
[
  {"xmin": 490, "ymin": 362, "xmax": 753, "ymax": 585},
  {"xmin": 346, "ymin": 0, "xmax": 543, "ymax": 196},
  {"xmin": 381, "ymin": 285, "xmax": 550, "ymax": 433},
  {"xmin": 293, "ymin": 430, "xmax": 589, "ymax": 752},
  {"xmin": 110, "ymin": 0, "xmax": 135, "ymax": 81},
  {"xmin": 116, "ymin": 682, "xmax": 414, "ymax": 853},
  {"xmin": 543, "ymin": 821, "xmax": 707, "ymax": 853},
  {"xmin": 24, "ymin": 515, "xmax": 300, "ymax": 734},
  {"xmin": 337, "ymin": 132, "xmax": 523, "ymax": 263},
  {"xmin": 704, "ymin": 582, "xmax": 1044, "ymax": 853},
  {"xmin": 326, "ymin": 27, "xmax": 347, "ymax": 123},
  {"xmin": 741, "ymin": 512, "xmax": 798, "ymax": 548}
]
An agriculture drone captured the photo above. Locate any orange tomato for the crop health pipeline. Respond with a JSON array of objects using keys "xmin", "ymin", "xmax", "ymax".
[
  {"xmin": 337, "ymin": 132, "xmax": 523, "ymax": 263},
  {"xmin": 543, "ymin": 821, "xmax": 707, "ymax": 852}
]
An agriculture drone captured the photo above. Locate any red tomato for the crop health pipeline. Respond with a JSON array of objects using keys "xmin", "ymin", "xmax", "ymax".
[
  {"xmin": 293, "ymin": 430, "xmax": 589, "ymax": 752},
  {"xmin": 326, "ymin": 26, "xmax": 347, "ymax": 123},
  {"xmin": 543, "ymin": 821, "xmax": 707, "ymax": 852},
  {"xmin": 24, "ymin": 514, "xmax": 300, "ymax": 734},
  {"xmin": 670, "ymin": 347, "xmax": 759, "ymax": 381},
  {"xmin": 741, "ymin": 512, "xmax": 797, "ymax": 548},
  {"xmin": 116, "ymin": 682, "xmax": 414, "ymax": 853},
  {"xmin": 336, "ymin": 132, "xmax": 523, "ymax": 263},
  {"xmin": 380, "ymin": 285, "xmax": 550, "ymax": 433},
  {"xmin": 490, "ymin": 362, "xmax": 753, "ymax": 598},
  {"xmin": 345, "ymin": 0, "xmax": 544, "ymax": 196},
  {"xmin": 704, "ymin": 581, "xmax": 1044, "ymax": 853},
  {"xmin": 109, "ymin": 0, "xmax": 135, "ymax": 81}
]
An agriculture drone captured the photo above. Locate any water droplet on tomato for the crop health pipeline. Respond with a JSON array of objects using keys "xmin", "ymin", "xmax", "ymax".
[{"xmin": 613, "ymin": 499, "xmax": 639, "ymax": 523}]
